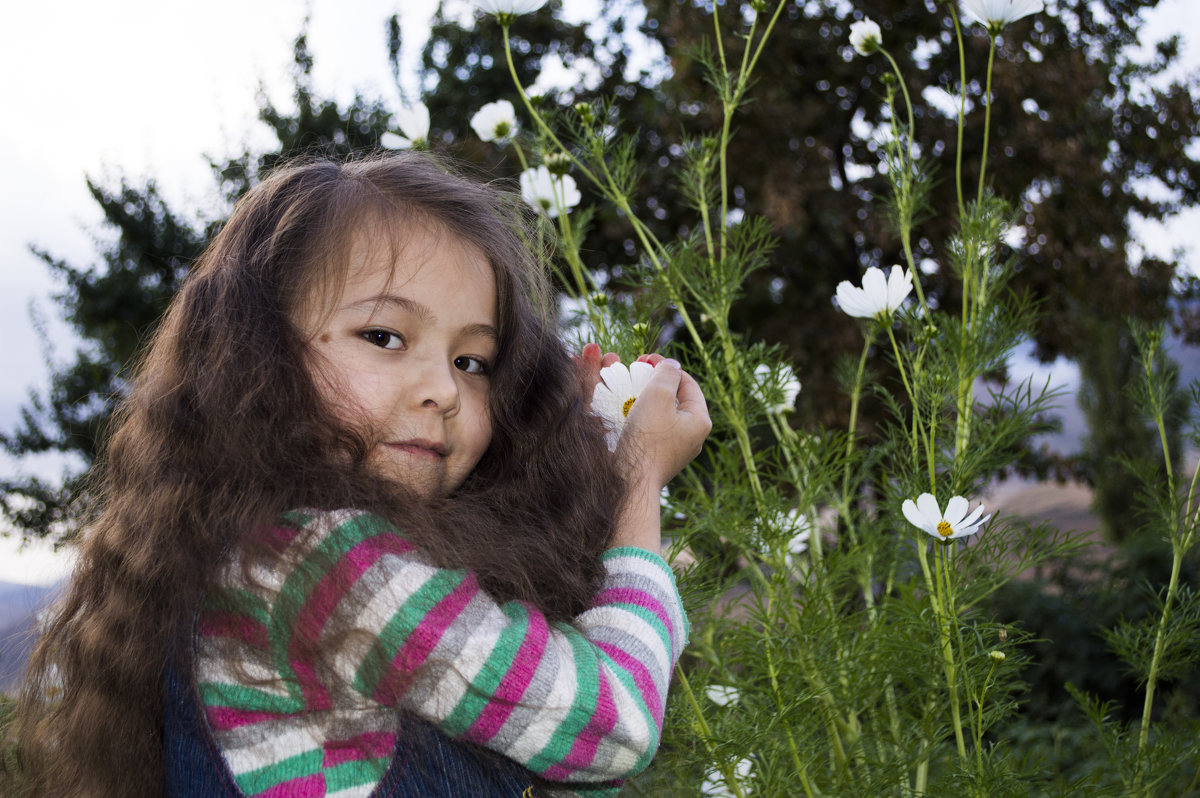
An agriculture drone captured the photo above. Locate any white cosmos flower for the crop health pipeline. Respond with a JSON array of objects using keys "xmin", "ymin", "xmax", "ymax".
[
  {"xmin": 785, "ymin": 512, "xmax": 812, "ymax": 568},
  {"xmin": 849, "ymin": 18, "xmax": 882, "ymax": 55},
  {"xmin": 752, "ymin": 362, "xmax": 801, "ymax": 414},
  {"xmin": 961, "ymin": 0, "xmax": 1044, "ymax": 32},
  {"xmin": 701, "ymin": 758, "xmax": 754, "ymax": 798},
  {"xmin": 470, "ymin": 99, "xmax": 519, "ymax": 142},
  {"xmin": 902, "ymin": 493, "xmax": 991, "ymax": 542},
  {"xmin": 705, "ymin": 684, "xmax": 741, "ymax": 706},
  {"xmin": 381, "ymin": 103, "xmax": 431, "ymax": 150},
  {"xmin": 520, "ymin": 166, "xmax": 582, "ymax": 218},
  {"xmin": 835, "ymin": 265, "xmax": 914, "ymax": 320},
  {"xmin": 591, "ymin": 361, "xmax": 655, "ymax": 451},
  {"xmin": 472, "ymin": 0, "xmax": 548, "ymax": 20}
]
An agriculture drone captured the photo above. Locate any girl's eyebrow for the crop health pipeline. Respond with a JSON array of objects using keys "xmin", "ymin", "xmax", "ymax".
[{"xmin": 348, "ymin": 293, "xmax": 498, "ymax": 342}]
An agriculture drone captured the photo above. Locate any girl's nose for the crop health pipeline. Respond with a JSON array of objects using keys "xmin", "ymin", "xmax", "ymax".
[{"xmin": 412, "ymin": 358, "xmax": 460, "ymax": 414}]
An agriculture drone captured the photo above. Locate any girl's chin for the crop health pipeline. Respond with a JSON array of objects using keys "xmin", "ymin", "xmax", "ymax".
[{"xmin": 367, "ymin": 450, "xmax": 454, "ymax": 499}]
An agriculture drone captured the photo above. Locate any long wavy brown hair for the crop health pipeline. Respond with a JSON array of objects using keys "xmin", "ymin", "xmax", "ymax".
[{"xmin": 4, "ymin": 153, "xmax": 625, "ymax": 797}]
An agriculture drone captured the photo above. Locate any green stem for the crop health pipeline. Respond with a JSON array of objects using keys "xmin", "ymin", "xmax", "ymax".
[
  {"xmin": 976, "ymin": 37, "xmax": 997, "ymax": 208},
  {"xmin": 842, "ymin": 334, "xmax": 874, "ymax": 501},
  {"xmin": 745, "ymin": 564, "xmax": 821, "ymax": 778},
  {"xmin": 950, "ymin": 6, "xmax": 968, "ymax": 219},
  {"xmin": 936, "ymin": 544, "xmax": 969, "ymax": 763},
  {"xmin": 879, "ymin": 47, "xmax": 929, "ymax": 316},
  {"xmin": 501, "ymin": 26, "xmax": 601, "ymax": 190},
  {"xmin": 1134, "ymin": 547, "xmax": 1182, "ymax": 795},
  {"xmin": 677, "ymin": 667, "xmax": 747, "ymax": 798},
  {"xmin": 974, "ymin": 661, "xmax": 999, "ymax": 778}
]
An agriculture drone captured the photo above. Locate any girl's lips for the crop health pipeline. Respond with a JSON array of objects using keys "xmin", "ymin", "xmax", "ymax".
[{"xmin": 384, "ymin": 439, "xmax": 448, "ymax": 458}]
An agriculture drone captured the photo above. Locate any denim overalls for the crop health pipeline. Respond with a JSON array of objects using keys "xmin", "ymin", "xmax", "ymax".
[{"xmin": 163, "ymin": 660, "xmax": 538, "ymax": 797}]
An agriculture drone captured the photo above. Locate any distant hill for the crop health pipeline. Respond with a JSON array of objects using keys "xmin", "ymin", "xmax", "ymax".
[{"xmin": 0, "ymin": 581, "xmax": 63, "ymax": 694}]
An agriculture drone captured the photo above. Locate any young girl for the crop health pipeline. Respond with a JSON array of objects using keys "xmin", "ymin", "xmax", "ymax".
[{"xmin": 5, "ymin": 154, "xmax": 710, "ymax": 797}]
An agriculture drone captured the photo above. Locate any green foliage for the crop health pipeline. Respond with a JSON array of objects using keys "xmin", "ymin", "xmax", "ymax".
[{"xmin": 474, "ymin": 2, "xmax": 1200, "ymax": 794}]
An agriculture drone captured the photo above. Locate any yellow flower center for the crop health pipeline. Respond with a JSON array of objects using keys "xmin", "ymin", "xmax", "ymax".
[
  {"xmin": 622, "ymin": 397, "xmax": 636, "ymax": 417},
  {"xmin": 937, "ymin": 520, "xmax": 953, "ymax": 538}
]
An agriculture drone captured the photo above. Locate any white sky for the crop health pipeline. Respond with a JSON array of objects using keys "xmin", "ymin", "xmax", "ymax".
[{"xmin": 0, "ymin": 0, "xmax": 1198, "ymax": 584}]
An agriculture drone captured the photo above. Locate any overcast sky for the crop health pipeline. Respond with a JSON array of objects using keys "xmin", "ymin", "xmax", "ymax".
[{"xmin": 1, "ymin": 0, "xmax": 1197, "ymax": 584}]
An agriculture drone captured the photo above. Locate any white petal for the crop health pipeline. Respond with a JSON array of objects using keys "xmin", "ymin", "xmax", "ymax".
[
  {"xmin": 959, "ymin": 503, "xmax": 986, "ymax": 529},
  {"xmin": 954, "ymin": 512, "xmax": 991, "ymax": 539},
  {"xmin": 885, "ymin": 266, "xmax": 914, "ymax": 312},
  {"xmin": 590, "ymin": 383, "xmax": 623, "ymax": 418},
  {"xmin": 943, "ymin": 495, "xmax": 969, "ymax": 526},
  {"xmin": 914, "ymin": 493, "xmax": 942, "ymax": 525},
  {"xmin": 474, "ymin": 0, "xmax": 548, "ymax": 13},
  {"xmin": 598, "ymin": 362, "xmax": 635, "ymax": 396},
  {"xmin": 860, "ymin": 267, "xmax": 888, "ymax": 309},
  {"xmin": 628, "ymin": 360, "xmax": 655, "ymax": 393},
  {"xmin": 395, "ymin": 104, "xmax": 430, "ymax": 142},
  {"xmin": 705, "ymin": 685, "xmax": 740, "ymax": 706},
  {"xmin": 836, "ymin": 283, "xmax": 876, "ymax": 318},
  {"xmin": 902, "ymin": 498, "xmax": 926, "ymax": 531},
  {"xmin": 380, "ymin": 132, "xmax": 411, "ymax": 150}
]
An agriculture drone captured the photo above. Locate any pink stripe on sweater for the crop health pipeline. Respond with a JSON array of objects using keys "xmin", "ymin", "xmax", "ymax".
[
  {"xmin": 288, "ymin": 532, "xmax": 411, "ymax": 710},
  {"xmin": 466, "ymin": 603, "xmax": 550, "ymax": 742},
  {"xmin": 541, "ymin": 667, "xmax": 618, "ymax": 780},
  {"xmin": 596, "ymin": 640, "xmax": 663, "ymax": 725},
  {"xmin": 206, "ymin": 706, "xmax": 291, "ymax": 732},
  {"xmin": 258, "ymin": 774, "xmax": 324, "ymax": 798},
  {"xmin": 372, "ymin": 575, "xmax": 478, "ymax": 705},
  {"xmin": 259, "ymin": 524, "xmax": 302, "ymax": 552},
  {"xmin": 197, "ymin": 610, "xmax": 268, "ymax": 648},
  {"xmin": 322, "ymin": 730, "xmax": 397, "ymax": 767},
  {"xmin": 592, "ymin": 587, "xmax": 673, "ymax": 638}
]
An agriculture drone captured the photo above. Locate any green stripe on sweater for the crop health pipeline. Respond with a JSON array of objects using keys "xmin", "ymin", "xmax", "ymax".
[
  {"xmin": 524, "ymin": 626, "xmax": 600, "ymax": 773},
  {"xmin": 441, "ymin": 599, "xmax": 529, "ymax": 736},
  {"xmin": 351, "ymin": 565, "xmax": 466, "ymax": 698},
  {"xmin": 269, "ymin": 513, "xmax": 388, "ymax": 692},
  {"xmin": 323, "ymin": 757, "xmax": 391, "ymax": 792},
  {"xmin": 234, "ymin": 748, "xmax": 322, "ymax": 795},
  {"xmin": 198, "ymin": 681, "xmax": 304, "ymax": 714}
]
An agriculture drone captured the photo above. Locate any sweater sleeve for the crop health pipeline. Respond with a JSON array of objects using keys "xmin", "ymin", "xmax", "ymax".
[{"xmin": 265, "ymin": 509, "xmax": 689, "ymax": 786}]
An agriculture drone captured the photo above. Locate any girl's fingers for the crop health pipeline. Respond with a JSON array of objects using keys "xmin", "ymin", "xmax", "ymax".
[
  {"xmin": 579, "ymin": 342, "xmax": 602, "ymax": 369},
  {"xmin": 574, "ymin": 343, "xmax": 603, "ymax": 398},
  {"xmin": 675, "ymin": 370, "xmax": 710, "ymax": 418},
  {"xmin": 574, "ymin": 343, "xmax": 622, "ymax": 400}
]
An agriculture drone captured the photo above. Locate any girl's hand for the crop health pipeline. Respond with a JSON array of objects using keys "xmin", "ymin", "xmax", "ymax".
[
  {"xmin": 610, "ymin": 357, "xmax": 711, "ymax": 554},
  {"xmin": 619, "ymin": 357, "xmax": 711, "ymax": 490}
]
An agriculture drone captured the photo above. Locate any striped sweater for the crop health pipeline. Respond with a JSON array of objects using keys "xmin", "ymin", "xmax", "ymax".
[{"xmin": 195, "ymin": 509, "xmax": 689, "ymax": 797}]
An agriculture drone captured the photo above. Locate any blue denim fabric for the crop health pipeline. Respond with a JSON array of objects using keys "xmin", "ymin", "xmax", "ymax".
[{"xmin": 163, "ymin": 662, "xmax": 539, "ymax": 797}]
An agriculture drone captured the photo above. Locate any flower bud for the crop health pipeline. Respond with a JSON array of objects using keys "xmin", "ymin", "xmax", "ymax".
[
  {"xmin": 574, "ymin": 102, "xmax": 596, "ymax": 125},
  {"xmin": 590, "ymin": 292, "xmax": 609, "ymax": 307},
  {"xmin": 989, "ymin": 650, "xmax": 1006, "ymax": 663},
  {"xmin": 545, "ymin": 151, "xmax": 572, "ymax": 177}
]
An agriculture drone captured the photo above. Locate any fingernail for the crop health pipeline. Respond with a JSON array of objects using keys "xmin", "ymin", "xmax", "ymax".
[{"xmin": 663, "ymin": 358, "xmax": 681, "ymax": 370}]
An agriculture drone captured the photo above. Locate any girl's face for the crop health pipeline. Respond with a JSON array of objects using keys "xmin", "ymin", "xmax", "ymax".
[{"xmin": 297, "ymin": 221, "xmax": 499, "ymax": 498}]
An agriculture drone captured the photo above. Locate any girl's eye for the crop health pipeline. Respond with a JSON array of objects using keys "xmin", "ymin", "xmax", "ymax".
[
  {"xmin": 454, "ymin": 355, "xmax": 489, "ymax": 375},
  {"xmin": 362, "ymin": 330, "xmax": 404, "ymax": 350}
]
